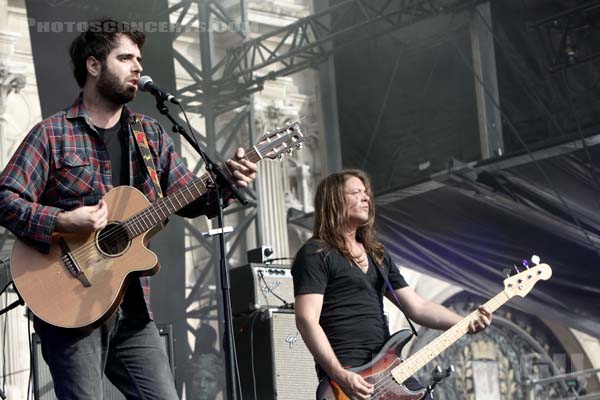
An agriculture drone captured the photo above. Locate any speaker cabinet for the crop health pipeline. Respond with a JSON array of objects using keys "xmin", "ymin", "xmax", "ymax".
[
  {"xmin": 230, "ymin": 263, "xmax": 294, "ymax": 316},
  {"xmin": 32, "ymin": 324, "xmax": 174, "ymax": 400},
  {"xmin": 235, "ymin": 309, "xmax": 319, "ymax": 400}
]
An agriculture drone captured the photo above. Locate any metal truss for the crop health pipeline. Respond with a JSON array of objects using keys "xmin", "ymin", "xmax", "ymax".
[
  {"xmin": 169, "ymin": 0, "xmax": 483, "ymax": 114},
  {"xmin": 164, "ymin": 2, "xmax": 258, "ymax": 398},
  {"xmin": 211, "ymin": 0, "xmax": 483, "ymax": 102},
  {"xmin": 163, "ymin": 0, "xmax": 484, "ymax": 397},
  {"xmin": 529, "ymin": 1, "xmax": 600, "ymax": 72}
]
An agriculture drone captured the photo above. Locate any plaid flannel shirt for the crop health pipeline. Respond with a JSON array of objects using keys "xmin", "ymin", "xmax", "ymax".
[{"xmin": 0, "ymin": 95, "xmax": 218, "ymax": 318}]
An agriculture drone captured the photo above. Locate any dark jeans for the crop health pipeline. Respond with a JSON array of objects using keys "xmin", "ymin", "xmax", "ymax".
[{"xmin": 34, "ymin": 310, "xmax": 178, "ymax": 400}]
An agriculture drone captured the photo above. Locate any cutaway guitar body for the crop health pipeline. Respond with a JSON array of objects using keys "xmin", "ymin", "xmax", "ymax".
[
  {"xmin": 10, "ymin": 122, "xmax": 306, "ymax": 329},
  {"xmin": 11, "ymin": 186, "xmax": 158, "ymax": 329}
]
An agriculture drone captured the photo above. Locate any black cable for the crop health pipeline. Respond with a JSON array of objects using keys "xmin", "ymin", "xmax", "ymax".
[
  {"xmin": 473, "ymin": 5, "xmax": 600, "ymax": 188},
  {"xmin": 451, "ymin": 8, "xmax": 600, "ymax": 256},
  {"xmin": 562, "ymin": 66, "xmax": 600, "ymax": 197},
  {"xmin": 452, "ymin": 34, "xmax": 600, "ymax": 254},
  {"xmin": 234, "ymin": 307, "xmax": 273, "ymax": 400},
  {"xmin": 0, "ymin": 258, "xmax": 9, "ymax": 400},
  {"xmin": 176, "ymin": 102, "xmax": 245, "ymax": 398},
  {"xmin": 177, "ymin": 103, "xmax": 217, "ymax": 188},
  {"xmin": 265, "ymin": 257, "xmax": 294, "ymax": 263},
  {"xmin": 0, "ymin": 282, "xmax": 10, "ymax": 300},
  {"xmin": 27, "ymin": 310, "xmax": 32, "ymax": 400},
  {"xmin": 248, "ymin": 309, "xmax": 261, "ymax": 400},
  {"xmin": 256, "ymin": 270, "xmax": 290, "ymax": 308},
  {"xmin": 1, "ymin": 273, "xmax": 7, "ymax": 400}
]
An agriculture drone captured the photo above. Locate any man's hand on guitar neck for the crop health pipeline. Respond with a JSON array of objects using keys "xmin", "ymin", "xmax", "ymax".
[
  {"xmin": 467, "ymin": 305, "xmax": 492, "ymax": 334},
  {"xmin": 56, "ymin": 200, "xmax": 108, "ymax": 233},
  {"xmin": 331, "ymin": 368, "xmax": 374, "ymax": 400},
  {"xmin": 226, "ymin": 147, "xmax": 257, "ymax": 188}
]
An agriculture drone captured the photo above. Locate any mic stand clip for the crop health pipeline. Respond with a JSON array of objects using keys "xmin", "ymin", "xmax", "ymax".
[{"xmin": 426, "ymin": 365, "xmax": 455, "ymax": 399}]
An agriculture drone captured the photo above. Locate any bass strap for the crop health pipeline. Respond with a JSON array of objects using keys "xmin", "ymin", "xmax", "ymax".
[{"xmin": 375, "ymin": 259, "xmax": 418, "ymax": 337}]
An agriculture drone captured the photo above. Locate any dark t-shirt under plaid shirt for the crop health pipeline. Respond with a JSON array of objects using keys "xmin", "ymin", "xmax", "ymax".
[{"xmin": 0, "ymin": 95, "xmax": 220, "ymax": 319}]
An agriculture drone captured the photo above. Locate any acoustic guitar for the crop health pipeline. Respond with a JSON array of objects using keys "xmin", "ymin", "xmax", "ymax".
[{"xmin": 11, "ymin": 122, "xmax": 305, "ymax": 329}]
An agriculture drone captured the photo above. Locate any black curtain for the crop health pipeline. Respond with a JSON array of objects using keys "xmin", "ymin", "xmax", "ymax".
[{"xmin": 376, "ymin": 145, "xmax": 600, "ymax": 336}]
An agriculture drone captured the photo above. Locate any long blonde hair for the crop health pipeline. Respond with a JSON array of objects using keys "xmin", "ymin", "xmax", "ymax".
[{"xmin": 313, "ymin": 169, "xmax": 385, "ymax": 265}]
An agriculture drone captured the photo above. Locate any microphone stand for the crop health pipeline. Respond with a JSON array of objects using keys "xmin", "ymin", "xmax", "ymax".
[{"xmin": 155, "ymin": 99, "xmax": 245, "ymax": 400}]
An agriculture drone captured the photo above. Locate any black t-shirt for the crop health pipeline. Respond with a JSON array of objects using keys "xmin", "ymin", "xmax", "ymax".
[
  {"xmin": 292, "ymin": 238, "xmax": 408, "ymax": 369},
  {"xmin": 96, "ymin": 121, "xmax": 128, "ymax": 187},
  {"xmin": 97, "ymin": 122, "xmax": 146, "ymax": 317}
]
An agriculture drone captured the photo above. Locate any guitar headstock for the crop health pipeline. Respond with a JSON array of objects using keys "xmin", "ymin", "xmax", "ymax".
[
  {"xmin": 503, "ymin": 256, "xmax": 552, "ymax": 298},
  {"xmin": 255, "ymin": 121, "xmax": 305, "ymax": 160}
]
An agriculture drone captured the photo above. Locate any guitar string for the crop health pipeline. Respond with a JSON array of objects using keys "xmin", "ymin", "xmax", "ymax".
[
  {"xmin": 110, "ymin": 133, "xmax": 295, "ymax": 242},
  {"xmin": 369, "ymin": 318, "xmax": 473, "ymax": 399},
  {"xmin": 66, "ymin": 170, "xmax": 214, "ymax": 261},
  {"xmin": 368, "ymin": 301, "xmax": 503, "ymax": 399},
  {"xmin": 371, "ymin": 314, "xmax": 485, "ymax": 396},
  {"xmin": 61, "ymin": 133, "xmax": 297, "ymax": 266},
  {"xmin": 104, "ymin": 129, "xmax": 299, "ymax": 247},
  {"xmin": 64, "ymin": 146, "xmax": 262, "ymax": 264},
  {"xmin": 371, "ymin": 296, "xmax": 505, "ymax": 397},
  {"xmin": 65, "ymin": 154, "xmax": 243, "ymax": 261}
]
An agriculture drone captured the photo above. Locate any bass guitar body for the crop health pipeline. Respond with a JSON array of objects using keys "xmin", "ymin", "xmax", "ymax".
[
  {"xmin": 316, "ymin": 330, "xmax": 426, "ymax": 400},
  {"xmin": 316, "ymin": 261, "xmax": 553, "ymax": 400}
]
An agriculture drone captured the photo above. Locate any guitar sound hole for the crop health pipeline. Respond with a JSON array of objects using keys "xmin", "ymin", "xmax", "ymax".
[{"xmin": 96, "ymin": 222, "xmax": 131, "ymax": 256}]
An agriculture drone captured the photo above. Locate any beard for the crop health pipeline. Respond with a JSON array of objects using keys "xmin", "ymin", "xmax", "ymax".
[{"xmin": 96, "ymin": 64, "xmax": 136, "ymax": 105}]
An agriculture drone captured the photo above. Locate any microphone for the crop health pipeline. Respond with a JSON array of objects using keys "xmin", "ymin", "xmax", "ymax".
[{"xmin": 137, "ymin": 75, "xmax": 180, "ymax": 104}]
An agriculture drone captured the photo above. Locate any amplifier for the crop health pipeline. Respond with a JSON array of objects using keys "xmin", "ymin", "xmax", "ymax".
[
  {"xmin": 234, "ymin": 309, "xmax": 319, "ymax": 400},
  {"xmin": 230, "ymin": 263, "xmax": 294, "ymax": 315}
]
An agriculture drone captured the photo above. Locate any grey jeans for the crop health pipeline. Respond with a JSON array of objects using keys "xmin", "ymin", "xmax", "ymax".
[{"xmin": 34, "ymin": 310, "xmax": 178, "ymax": 400}]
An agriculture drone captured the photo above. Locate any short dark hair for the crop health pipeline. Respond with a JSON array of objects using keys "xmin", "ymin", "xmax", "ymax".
[{"xmin": 69, "ymin": 18, "xmax": 145, "ymax": 88}]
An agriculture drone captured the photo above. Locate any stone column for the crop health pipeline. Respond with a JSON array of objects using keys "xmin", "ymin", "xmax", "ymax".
[
  {"xmin": 256, "ymin": 149, "xmax": 291, "ymax": 260},
  {"xmin": 0, "ymin": 4, "xmax": 29, "ymax": 397},
  {"xmin": 255, "ymin": 110, "xmax": 292, "ymax": 260},
  {"xmin": 0, "ymin": 30, "xmax": 26, "ymax": 168}
]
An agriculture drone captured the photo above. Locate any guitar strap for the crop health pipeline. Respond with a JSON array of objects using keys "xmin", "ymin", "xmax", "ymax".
[
  {"xmin": 129, "ymin": 116, "xmax": 163, "ymax": 199},
  {"xmin": 374, "ymin": 258, "xmax": 418, "ymax": 337}
]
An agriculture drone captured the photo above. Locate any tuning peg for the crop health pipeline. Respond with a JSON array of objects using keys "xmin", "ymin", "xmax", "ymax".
[
  {"xmin": 502, "ymin": 268, "xmax": 512, "ymax": 279},
  {"xmin": 531, "ymin": 255, "xmax": 540, "ymax": 265},
  {"xmin": 522, "ymin": 259, "xmax": 530, "ymax": 270},
  {"xmin": 513, "ymin": 264, "xmax": 520, "ymax": 274}
]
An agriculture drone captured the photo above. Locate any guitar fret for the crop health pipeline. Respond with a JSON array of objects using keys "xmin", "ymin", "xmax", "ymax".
[
  {"xmin": 166, "ymin": 196, "xmax": 176, "ymax": 213},
  {"xmin": 184, "ymin": 184, "xmax": 195, "ymax": 203},
  {"xmin": 157, "ymin": 199, "xmax": 169, "ymax": 219},
  {"xmin": 173, "ymin": 196, "xmax": 182, "ymax": 207},
  {"xmin": 392, "ymin": 292, "xmax": 510, "ymax": 384},
  {"xmin": 141, "ymin": 215, "xmax": 149, "ymax": 231},
  {"xmin": 125, "ymin": 223, "xmax": 135, "ymax": 238},
  {"xmin": 12, "ymin": 123, "xmax": 309, "ymax": 329},
  {"xmin": 120, "ymin": 124, "xmax": 304, "ymax": 240}
]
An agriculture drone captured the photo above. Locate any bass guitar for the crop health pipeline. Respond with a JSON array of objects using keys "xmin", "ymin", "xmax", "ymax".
[{"xmin": 317, "ymin": 260, "xmax": 552, "ymax": 400}]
